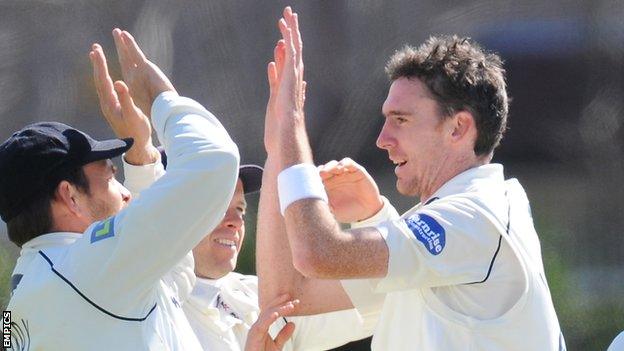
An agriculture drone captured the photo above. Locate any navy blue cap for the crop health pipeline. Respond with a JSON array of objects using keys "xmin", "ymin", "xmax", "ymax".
[
  {"xmin": 158, "ymin": 146, "xmax": 262, "ymax": 194},
  {"xmin": 0, "ymin": 122, "xmax": 133, "ymax": 222}
]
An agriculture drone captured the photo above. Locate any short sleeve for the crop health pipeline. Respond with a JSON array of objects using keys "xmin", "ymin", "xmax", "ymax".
[
  {"xmin": 373, "ymin": 196, "xmax": 505, "ymax": 293},
  {"xmin": 285, "ymin": 308, "xmax": 373, "ymax": 351},
  {"xmin": 337, "ymin": 196, "xmax": 398, "ymax": 326}
]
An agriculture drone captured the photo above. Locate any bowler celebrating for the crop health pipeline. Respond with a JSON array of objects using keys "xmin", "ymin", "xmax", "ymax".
[{"xmin": 261, "ymin": 7, "xmax": 566, "ymax": 351}]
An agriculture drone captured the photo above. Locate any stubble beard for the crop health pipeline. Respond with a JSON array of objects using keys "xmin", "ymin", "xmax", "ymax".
[{"xmin": 87, "ymin": 197, "xmax": 120, "ymax": 222}]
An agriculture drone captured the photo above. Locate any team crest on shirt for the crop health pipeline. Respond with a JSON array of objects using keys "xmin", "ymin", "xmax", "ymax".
[
  {"xmin": 90, "ymin": 216, "xmax": 116, "ymax": 243},
  {"xmin": 404, "ymin": 213, "xmax": 445, "ymax": 255}
]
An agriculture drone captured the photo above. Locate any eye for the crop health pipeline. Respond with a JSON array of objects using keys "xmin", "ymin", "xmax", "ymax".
[
  {"xmin": 237, "ymin": 207, "xmax": 247, "ymax": 218},
  {"xmin": 395, "ymin": 116, "xmax": 408, "ymax": 124}
]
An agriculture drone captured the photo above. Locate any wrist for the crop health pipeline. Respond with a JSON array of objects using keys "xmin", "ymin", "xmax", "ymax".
[
  {"xmin": 277, "ymin": 163, "xmax": 328, "ymax": 215},
  {"xmin": 124, "ymin": 144, "xmax": 160, "ymax": 166},
  {"xmin": 361, "ymin": 196, "xmax": 385, "ymax": 222}
]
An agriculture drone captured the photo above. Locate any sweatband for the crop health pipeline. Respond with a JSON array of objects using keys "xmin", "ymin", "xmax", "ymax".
[{"xmin": 278, "ymin": 163, "xmax": 329, "ymax": 215}]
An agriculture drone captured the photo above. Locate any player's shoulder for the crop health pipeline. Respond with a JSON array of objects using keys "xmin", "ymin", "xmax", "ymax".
[{"xmin": 403, "ymin": 190, "xmax": 507, "ymax": 238}]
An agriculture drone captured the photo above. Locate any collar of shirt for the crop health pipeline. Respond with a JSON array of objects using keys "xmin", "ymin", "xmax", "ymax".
[
  {"xmin": 186, "ymin": 277, "xmax": 244, "ymax": 330},
  {"xmin": 20, "ymin": 232, "xmax": 82, "ymax": 255},
  {"xmin": 187, "ymin": 274, "xmax": 259, "ymax": 326},
  {"xmin": 426, "ymin": 163, "xmax": 505, "ymax": 203}
]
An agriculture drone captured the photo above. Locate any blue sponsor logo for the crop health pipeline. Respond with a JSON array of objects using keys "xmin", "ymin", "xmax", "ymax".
[
  {"xmin": 90, "ymin": 216, "xmax": 116, "ymax": 243},
  {"xmin": 404, "ymin": 213, "xmax": 445, "ymax": 255}
]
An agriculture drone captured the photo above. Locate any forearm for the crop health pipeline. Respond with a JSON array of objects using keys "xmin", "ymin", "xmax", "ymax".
[
  {"xmin": 279, "ymin": 115, "xmax": 313, "ymax": 168},
  {"xmin": 256, "ymin": 156, "xmax": 306, "ymax": 309},
  {"xmin": 284, "ymin": 200, "xmax": 388, "ymax": 279},
  {"xmin": 258, "ymin": 156, "xmax": 356, "ymax": 315},
  {"xmin": 278, "ymin": 112, "xmax": 388, "ymax": 279}
]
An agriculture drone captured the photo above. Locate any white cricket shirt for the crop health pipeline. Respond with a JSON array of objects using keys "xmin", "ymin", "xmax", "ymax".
[
  {"xmin": 7, "ymin": 92, "xmax": 240, "ymax": 350},
  {"xmin": 342, "ymin": 164, "xmax": 566, "ymax": 351}
]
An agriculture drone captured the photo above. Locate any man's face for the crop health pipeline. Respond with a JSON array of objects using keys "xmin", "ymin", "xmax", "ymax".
[
  {"xmin": 78, "ymin": 159, "xmax": 131, "ymax": 223},
  {"xmin": 377, "ymin": 77, "xmax": 453, "ymax": 197},
  {"xmin": 193, "ymin": 179, "xmax": 246, "ymax": 279}
]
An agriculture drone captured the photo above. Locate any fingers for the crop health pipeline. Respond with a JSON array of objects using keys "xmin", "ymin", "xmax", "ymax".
[
  {"xmin": 90, "ymin": 44, "xmax": 112, "ymax": 88},
  {"xmin": 292, "ymin": 13, "xmax": 303, "ymax": 63},
  {"xmin": 267, "ymin": 62, "xmax": 278, "ymax": 93},
  {"xmin": 274, "ymin": 40, "xmax": 285, "ymax": 81},
  {"xmin": 319, "ymin": 160, "xmax": 339, "ymax": 179},
  {"xmin": 113, "ymin": 28, "xmax": 147, "ymax": 75},
  {"xmin": 319, "ymin": 158, "xmax": 358, "ymax": 173},
  {"xmin": 273, "ymin": 322, "xmax": 296, "ymax": 349},
  {"xmin": 278, "ymin": 19, "xmax": 295, "ymax": 68},
  {"xmin": 114, "ymin": 80, "xmax": 139, "ymax": 119},
  {"xmin": 112, "ymin": 28, "xmax": 132, "ymax": 77},
  {"xmin": 319, "ymin": 158, "xmax": 362, "ymax": 181},
  {"xmin": 89, "ymin": 44, "xmax": 119, "ymax": 118},
  {"xmin": 283, "ymin": 7, "xmax": 303, "ymax": 76},
  {"xmin": 121, "ymin": 30, "xmax": 147, "ymax": 63},
  {"xmin": 253, "ymin": 295, "xmax": 299, "ymax": 334}
]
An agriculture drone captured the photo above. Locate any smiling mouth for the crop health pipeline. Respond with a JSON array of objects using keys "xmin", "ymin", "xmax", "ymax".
[
  {"xmin": 392, "ymin": 159, "xmax": 407, "ymax": 167},
  {"xmin": 214, "ymin": 238, "xmax": 237, "ymax": 247}
]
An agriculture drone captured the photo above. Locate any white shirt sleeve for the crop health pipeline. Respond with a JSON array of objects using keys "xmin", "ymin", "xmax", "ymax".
[
  {"xmin": 338, "ymin": 196, "xmax": 399, "ymax": 330},
  {"xmin": 56, "ymin": 92, "xmax": 239, "ymax": 316},
  {"xmin": 283, "ymin": 309, "xmax": 372, "ymax": 351},
  {"xmin": 372, "ymin": 195, "xmax": 505, "ymax": 293},
  {"xmin": 122, "ymin": 157, "xmax": 165, "ymax": 199}
]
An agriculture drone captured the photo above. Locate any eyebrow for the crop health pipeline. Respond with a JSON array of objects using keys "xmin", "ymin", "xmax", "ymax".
[{"xmin": 383, "ymin": 109, "xmax": 411, "ymax": 118}]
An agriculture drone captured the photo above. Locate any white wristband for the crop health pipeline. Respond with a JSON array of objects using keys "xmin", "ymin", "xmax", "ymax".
[{"xmin": 277, "ymin": 163, "xmax": 329, "ymax": 215}]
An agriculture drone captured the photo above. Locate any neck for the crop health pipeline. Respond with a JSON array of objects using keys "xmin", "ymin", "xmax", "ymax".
[
  {"xmin": 420, "ymin": 152, "xmax": 490, "ymax": 201},
  {"xmin": 50, "ymin": 207, "xmax": 90, "ymax": 234},
  {"xmin": 195, "ymin": 269, "xmax": 228, "ymax": 280}
]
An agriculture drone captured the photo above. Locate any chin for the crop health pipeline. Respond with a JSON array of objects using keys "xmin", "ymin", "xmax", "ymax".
[{"xmin": 396, "ymin": 180, "xmax": 419, "ymax": 197}]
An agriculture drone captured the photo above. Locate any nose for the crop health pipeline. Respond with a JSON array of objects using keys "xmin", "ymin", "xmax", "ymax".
[
  {"xmin": 376, "ymin": 120, "xmax": 395, "ymax": 150},
  {"xmin": 116, "ymin": 180, "xmax": 132, "ymax": 203},
  {"xmin": 223, "ymin": 208, "xmax": 243, "ymax": 231}
]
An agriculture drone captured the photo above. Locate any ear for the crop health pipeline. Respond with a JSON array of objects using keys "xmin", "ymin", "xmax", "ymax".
[
  {"xmin": 449, "ymin": 110, "xmax": 476, "ymax": 144},
  {"xmin": 54, "ymin": 180, "xmax": 84, "ymax": 217}
]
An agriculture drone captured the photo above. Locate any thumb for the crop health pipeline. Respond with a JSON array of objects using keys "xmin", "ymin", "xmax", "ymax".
[{"xmin": 114, "ymin": 80, "xmax": 140, "ymax": 118}]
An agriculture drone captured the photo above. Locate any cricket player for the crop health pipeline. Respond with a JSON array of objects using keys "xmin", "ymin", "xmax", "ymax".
[
  {"xmin": 2, "ymin": 29, "xmax": 242, "ymax": 350},
  {"xmin": 259, "ymin": 7, "xmax": 566, "ymax": 350}
]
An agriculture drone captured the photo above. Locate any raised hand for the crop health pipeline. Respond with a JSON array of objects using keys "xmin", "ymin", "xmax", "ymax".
[
  {"xmin": 265, "ymin": 6, "xmax": 308, "ymax": 156},
  {"xmin": 89, "ymin": 43, "xmax": 159, "ymax": 165},
  {"xmin": 112, "ymin": 28, "xmax": 176, "ymax": 118},
  {"xmin": 244, "ymin": 294, "xmax": 298, "ymax": 351},
  {"xmin": 319, "ymin": 158, "xmax": 384, "ymax": 223},
  {"xmin": 274, "ymin": 7, "xmax": 305, "ymax": 122},
  {"xmin": 264, "ymin": 39, "xmax": 285, "ymax": 154}
]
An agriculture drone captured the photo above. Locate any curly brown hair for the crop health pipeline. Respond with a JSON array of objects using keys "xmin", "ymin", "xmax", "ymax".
[{"xmin": 385, "ymin": 35, "xmax": 509, "ymax": 156}]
